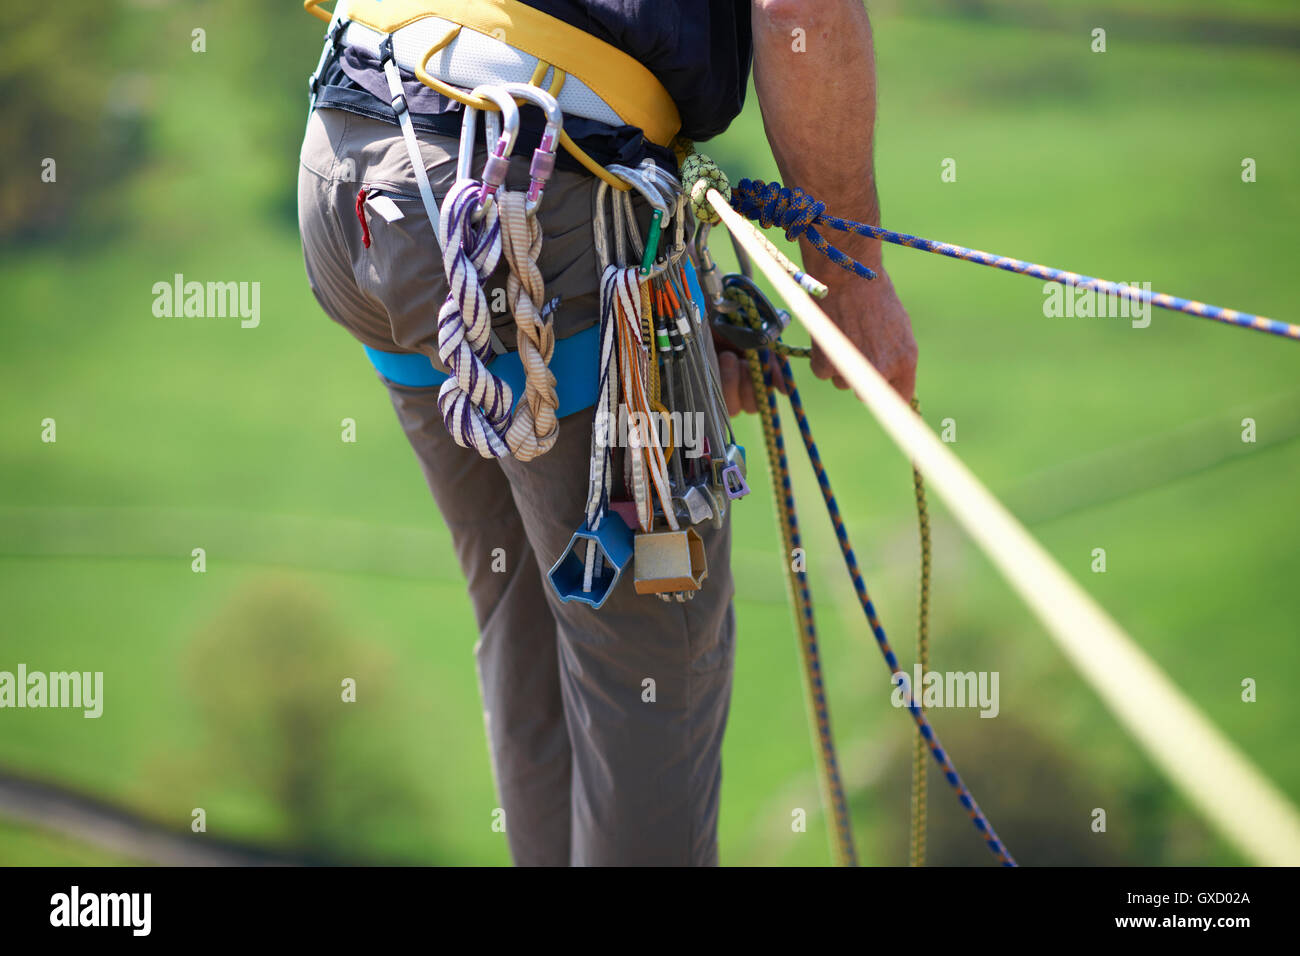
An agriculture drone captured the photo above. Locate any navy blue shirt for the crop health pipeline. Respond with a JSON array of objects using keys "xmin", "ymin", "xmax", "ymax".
[
  {"xmin": 527, "ymin": 0, "xmax": 752, "ymax": 142},
  {"xmin": 311, "ymin": 1, "xmax": 752, "ymax": 171}
]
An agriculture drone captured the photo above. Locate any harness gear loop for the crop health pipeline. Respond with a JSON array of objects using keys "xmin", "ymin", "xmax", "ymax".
[
  {"xmin": 304, "ymin": 0, "xmax": 333, "ymax": 24},
  {"xmin": 411, "ymin": 37, "xmax": 634, "ymax": 192}
]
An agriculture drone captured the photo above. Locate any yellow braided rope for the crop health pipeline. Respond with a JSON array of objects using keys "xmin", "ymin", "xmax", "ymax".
[
  {"xmin": 746, "ymin": 347, "xmax": 856, "ymax": 867},
  {"xmin": 717, "ymin": 208, "xmax": 932, "ymax": 867},
  {"xmin": 639, "ymin": 280, "xmax": 659, "ymax": 403},
  {"xmin": 909, "ymin": 395, "xmax": 931, "ymax": 867}
]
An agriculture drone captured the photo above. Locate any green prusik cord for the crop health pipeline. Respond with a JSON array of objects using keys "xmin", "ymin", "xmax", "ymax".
[{"xmin": 909, "ymin": 395, "xmax": 931, "ymax": 867}]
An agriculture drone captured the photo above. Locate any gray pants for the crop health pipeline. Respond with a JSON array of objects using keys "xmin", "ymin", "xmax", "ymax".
[{"xmin": 298, "ymin": 108, "xmax": 736, "ymax": 865}]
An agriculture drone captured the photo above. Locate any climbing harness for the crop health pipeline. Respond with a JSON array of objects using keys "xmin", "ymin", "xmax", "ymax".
[
  {"xmin": 308, "ymin": 0, "xmax": 680, "ymax": 190},
  {"xmin": 306, "ymin": 1, "xmax": 1300, "ymax": 867}
]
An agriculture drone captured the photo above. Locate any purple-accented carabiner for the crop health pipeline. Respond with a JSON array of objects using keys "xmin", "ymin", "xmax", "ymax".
[
  {"xmin": 498, "ymin": 83, "xmax": 563, "ymax": 216},
  {"xmin": 467, "ymin": 86, "xmax": 522, "ymax": 208}
]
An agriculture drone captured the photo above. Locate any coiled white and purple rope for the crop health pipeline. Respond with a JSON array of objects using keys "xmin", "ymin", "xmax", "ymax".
[{"xmin": 436, "ymin": 181, "xmax": 560, "ymax": 460}]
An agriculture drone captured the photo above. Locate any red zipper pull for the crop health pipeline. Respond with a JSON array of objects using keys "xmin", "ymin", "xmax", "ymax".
[{"xmin": 355, "ymin": 187, "xmax": 372, "ymax": 248}]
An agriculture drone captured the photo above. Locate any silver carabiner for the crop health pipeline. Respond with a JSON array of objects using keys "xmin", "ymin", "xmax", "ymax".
[
  {"xmin": 496, "ymin": 82, "xmax": 563, "ymax": 216},
  {"xmin": 456, "ymin": 85, "xmax": 521, "ymax": 219},
  {"xmin": 609, "ymin": 163, "xmax": 671, "ymax": 216},
  {"xmin": 692, "ymin": 222, "xmax": 737, "ymax": 313},
  {"xmin": 639, "ymin": 162, "xmax": 682, "ymax": 212},
  {"xmin": 458, "ymin": 83, "xmax": 563, "ymax": 219},
  {"xmin": 609, "ymin": 162, "xmax": 672, "ymax": 273}
]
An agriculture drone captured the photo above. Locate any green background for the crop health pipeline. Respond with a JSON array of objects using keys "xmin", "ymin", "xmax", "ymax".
[{"xmin": 1, "ymin": 0, "xmax": 1297, "ymax": 865}]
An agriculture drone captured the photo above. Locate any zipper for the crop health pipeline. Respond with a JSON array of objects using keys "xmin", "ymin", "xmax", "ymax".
[
  {"xmin": 356, "ymin": 182, "xmax": 422, "ymax": 247},
  {"xmin": 360, "ymin": 181, "xmax": 421, "ymax": 201}
]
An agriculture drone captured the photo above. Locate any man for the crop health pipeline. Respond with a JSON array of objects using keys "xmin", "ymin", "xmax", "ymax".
[{"xmin": 298, "ymin": 0, "xmax": 915, "ymax": 865}]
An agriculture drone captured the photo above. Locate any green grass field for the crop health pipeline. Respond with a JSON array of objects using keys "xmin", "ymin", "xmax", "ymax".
[{"xmin": 2, "ymin": 3, "xmax": 1298, "ymax": 865}]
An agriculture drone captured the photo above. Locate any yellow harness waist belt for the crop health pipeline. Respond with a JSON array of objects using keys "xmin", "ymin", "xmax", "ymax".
[{"xmin": 311, "ymin": 0, "xmax": 682, "ymax": 148}]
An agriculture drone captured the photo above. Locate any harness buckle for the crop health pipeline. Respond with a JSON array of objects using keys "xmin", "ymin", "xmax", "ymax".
[
  {"xmin": 377, "ymin": 36, "xmax": 413, "ymax": 120},
  {"xmin": 307, "ymin": 14, "xmax": 348, "ymax": 103}
]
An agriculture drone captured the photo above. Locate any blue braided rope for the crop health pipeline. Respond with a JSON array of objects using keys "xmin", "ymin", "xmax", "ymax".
[
  {"xmin": 731, "ymin": 178, "xmax": 1300, "ymax": 341},
  {"xmin": 761, "ymin": 373, "xmax": 859, "ymax": 865},
  {"xmin": 732, "ymin": 179, "xmax": 879, "ymax": 281},
  {"xmin": 764, "ymin": 352, "xmax": 1017, "ymax": 866}
]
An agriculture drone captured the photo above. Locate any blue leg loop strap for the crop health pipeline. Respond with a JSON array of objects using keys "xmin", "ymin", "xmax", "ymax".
[{"xmin": 362, "ymin": 322, "xmax": 602, "ymax": 419}]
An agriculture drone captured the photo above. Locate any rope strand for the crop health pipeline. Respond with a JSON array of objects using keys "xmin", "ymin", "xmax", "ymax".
[
  {"xmin": 747, "ymin": 347, "xmax": 859, "ymax": 867},
  {"xmin": 772, "ymin": 356, "xmax": 1016, "ymax": 866},
  {"xmin": 909, "ymin": 395, "xmax": 931, "ymax": 868},
  {"xmin": 726, "ymin": 278, "xmax": 1010, "ymax": 864},
  {"xmin": 498, "ymin": 191, "xmax": 559, "ymax": 461},
  {"xmin": 732, "ymin": 179, "xmax": 878, "ymax": 281},
  {"xmin": 732, "ymin": 177, "xmax": 1299, "ymax": 341}
]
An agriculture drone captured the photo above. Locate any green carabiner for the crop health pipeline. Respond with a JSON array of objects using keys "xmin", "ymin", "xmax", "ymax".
[{"xmin": 639, "ymin": 209, "xmax": 663, "ymax": 276}]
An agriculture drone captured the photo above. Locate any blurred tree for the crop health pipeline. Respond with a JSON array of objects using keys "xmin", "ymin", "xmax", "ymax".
[
  {"xmin": 0, "ymin": 3, "xmax": 134, "ymax": 240},
  {"xmin": 876, "ymin": 718, "xmax": 1172, "ymax": 866},
  {"xmin": 171, "ymin": 574, "xmax": 442, "ymax": 862},
  {"xmin": 217, "ymin": 0, "xmax": 331, "ymax": 226},
  {"xmin": 0, "ymin": 0, "xmax": 329, "ymax": 240}
]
